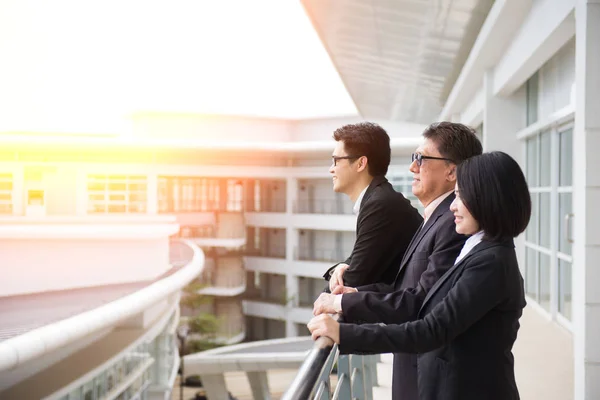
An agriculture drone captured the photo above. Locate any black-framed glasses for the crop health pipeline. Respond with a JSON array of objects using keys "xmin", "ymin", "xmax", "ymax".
[
  {"xmin": 332, "ymin": 155, "xmax": 362, "ymax": 166},
  {"xmin": 411, "ymin": 152, "xmax": 454, "ymax": 167}
]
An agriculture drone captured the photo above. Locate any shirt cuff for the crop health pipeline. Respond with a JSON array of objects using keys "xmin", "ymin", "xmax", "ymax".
[{"xmin": 334, "ymin": 294, "xmax": 343, "ymax": 313}]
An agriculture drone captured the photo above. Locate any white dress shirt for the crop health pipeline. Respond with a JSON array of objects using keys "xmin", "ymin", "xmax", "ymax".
[
  {"xmin": 454, "ymin": 231, "xmax": 484, "ymax": 265},
  {"xmin": 423, "ymin": 190, "xmax": 454, "ymax": 224},
  {"xmin": 353, "ymin": 185, "xmax": 369, "ymax": 215}
]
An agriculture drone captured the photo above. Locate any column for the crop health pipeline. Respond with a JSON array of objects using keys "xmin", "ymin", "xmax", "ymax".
[
  {"xmin": 286, "ymin": 177, "xmax": 299, "ymax": 337},
  {"xmin": 146, "ymin": 172, "xmax": 158, "ymax": 214},
  {"xmin": 574, "ymin": 2, "xmax": 600, "ymax": 398},
  {"xmin": 74, "ymin": 169, "xmax": 88, "ymax": 216},
  {"xmin": 482, "ymin": 69, "xmax": 526, "ymax": 161},
  {"xmin": 219, "ymin": 179, "xmax": 228, "ymax": 211},
  {"xmin": 11, "ymin": 166, "xmax": 24, "ymax": 216},
  {"xmin": 482, "ymin": 69, "xmax": 528, "ymax": 269}
]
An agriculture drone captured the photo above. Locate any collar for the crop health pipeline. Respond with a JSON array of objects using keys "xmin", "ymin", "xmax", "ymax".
[
  {"xmin": 423, "ymin": 190, "xmax": 454, "ymax": 222},
  {"xmin": 353, "ymin": 185, "xmax": 369, "ymax": 215},
  {"xmin": 464, "ymin": 231, "xmax": 485, "ymax": 251}
]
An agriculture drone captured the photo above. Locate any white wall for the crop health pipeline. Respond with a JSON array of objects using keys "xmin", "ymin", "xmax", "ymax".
[
  {"xmin": 493, "ymin": 0, "xmax": 575, "ymax": 96},
  {"xmin": 131, "ymin": 113, "xmax": 294, "ymax": 142},
  {"xmin": 0, "ymin": 221, "xmax": 178, "ymax": 296},
  {"xmin": 538, "ymin": 38, "xmax": 576, "ymax": 118},
  {"xmin": 290, "ymin": 117, "xmax": 426, "ymax": 142}
]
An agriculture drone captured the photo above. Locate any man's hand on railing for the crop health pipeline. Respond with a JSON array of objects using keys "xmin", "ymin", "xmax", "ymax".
[
  {"xmin": 313, "ymin": 293, "xmax": 339, "ymax": 316},
  {"xmin": 331, "ymin": 285, "xmax": 358, "ymax": 295},
  {"xmin": 328, "ymin": 263, "xmax": 350, "ymax": 292},
  {"xmin": 308, "ymin": 314, "xmax": 340, "ymax": 343}
]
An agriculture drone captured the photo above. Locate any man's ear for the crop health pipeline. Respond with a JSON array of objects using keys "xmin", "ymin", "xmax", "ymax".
[
  {"xmin": 447, "ymin": 165, "xmax": 457, "ymax": 182},
  {"xmin": 357, "ymin": 156, "xmax": 368, "ymax": 173}
]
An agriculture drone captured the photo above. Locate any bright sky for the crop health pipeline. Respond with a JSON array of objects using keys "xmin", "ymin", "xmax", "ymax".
[{"xmin": 0, "ymin": 0, "xmax": 357, "ymax": 134}]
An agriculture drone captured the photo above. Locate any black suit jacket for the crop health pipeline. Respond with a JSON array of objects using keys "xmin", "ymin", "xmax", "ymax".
[
  {"xmin": 341, "ymin": 193, "xmax": 466, "ymax": 400},
  {"xmin": 323, "ymin": 176, "xmax": 422, "ymax": 288},
  {"xmin": 339, "ymin": 239, "xmax": 526, "ymax": 400}
]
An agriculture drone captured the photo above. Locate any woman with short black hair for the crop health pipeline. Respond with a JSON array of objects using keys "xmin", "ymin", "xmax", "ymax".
[{"xmin": 308, "ymin": 151, "xmax": 531, "ymax": 400}]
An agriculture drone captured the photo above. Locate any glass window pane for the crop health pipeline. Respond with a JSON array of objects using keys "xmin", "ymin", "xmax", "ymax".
[
  {"xmin": 559, "ymin": 128, "xmax": 573, "ymax": 186},
  {"xmin": 539, "ymin": 192, "xmax": 551, "ymax": 248},
  {"xmin": 527, "ymin": 72, "xmax": 539, "ymax": 126},
  {"xmin": 525, "ymin": 247, "xmax": 538, "ymax": 300},
  {"xmin": 558, "ymin": 259, "xmax": 572, "ymax": 321},
  {"xmin": 539, "ymin": 253, "xmax": 551, "ymax": 311},
  {"xmin": 527, "ymin": 193, "xmax": 539, "ymax": 243},
  {"xmin": 540, "ymin": 131, "xmax": 551, "ymax": 186},
  {"xmin": 527, "ymin": 137, "xmax": 539, "ymax": 187},
  {"xmin": 559, "ymin": 193, "xmax": 573, "ymax": 255}
]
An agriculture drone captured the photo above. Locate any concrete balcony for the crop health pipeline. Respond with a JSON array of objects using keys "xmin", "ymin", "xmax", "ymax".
[
  {"xmin": 198, "ymin": 257, "xmax": 246, "ymax": 297},
  {"xmin": 243, "ymin": 300, "xmax": 313, "ymax": 324},
  {"xmin": 245, "ymin": 246, "xmax": 287, "ymax": 259},
  {"xmin": 293, "ymin": 198, "xmax": 353, "ymax": 215},
  {"xmin": 175, "ymin": 211, "xmax": 246, "ymax": 249},
  {"xmin": 0, "ymin": 215, "xmax": 179, "ymax": 297},
  {"xmin": 296, "ymin": 246, "xmax": 344, "ymax": 263},
  {"xmin": 183, "ymin": 298, "xmax": 245, "ymax": 345}
]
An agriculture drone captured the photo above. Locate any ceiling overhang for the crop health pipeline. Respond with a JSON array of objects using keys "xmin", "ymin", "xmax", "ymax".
[{"xmin": 301, "ymin": 0, "xmax": 495, "ymax": 124}]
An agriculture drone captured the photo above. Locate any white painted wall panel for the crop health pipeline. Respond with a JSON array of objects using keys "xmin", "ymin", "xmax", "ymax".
[{"xmin": 538, "ymin": 38, "xmax": 576, "ymax": 119}]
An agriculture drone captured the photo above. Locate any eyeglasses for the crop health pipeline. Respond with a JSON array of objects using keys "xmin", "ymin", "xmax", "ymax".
[
  {"xmin": 332, "ymin": 155, "xmax": 361, "ymax": 166},
  {"xmin": 411, "ymin": 153, "xmax": 454, "ymax": 167}
]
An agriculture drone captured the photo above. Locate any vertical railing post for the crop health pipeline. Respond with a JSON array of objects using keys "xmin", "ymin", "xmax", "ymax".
[
  {"xmin": 336, "ymin": 354, "xmax": 351, "ymax": 400},
  {"xmin": 350, "ymin": 355, "xmax": 365, "ymax": 400},
  {"xmin": 363, "ymin": 355, "xmax": 375, "ymax": 400},
  {"xmin": 314, "ymin": 344, "xmax": 337, "ymax": 400}
]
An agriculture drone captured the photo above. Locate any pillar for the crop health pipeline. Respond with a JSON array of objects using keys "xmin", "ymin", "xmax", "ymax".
[{"xmin": 574, "ymin": 1, "xmax": 600, "ymax": 398}]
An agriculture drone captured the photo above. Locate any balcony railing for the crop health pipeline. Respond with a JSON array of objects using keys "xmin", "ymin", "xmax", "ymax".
[
  {"xmin": 296, "ymin": 247, "xmax": 345, "ymax": 263},
  {"xmin": 199, "ymin": 267, "xmax": 245, "ymax": 289},
  {"xmin": 294, "ymin": 199, "xmax": 354, "ymax": 215},
  {"xmin": 282, "ymin": 336, "xmax": 377, "ymax": 400},
  {"xmin": 247, "ymin": 199, "xmax": 287, "ymax": 213},
  {"xmin": 215, "ymin": 314, "xmax": 245, "ymax": 342},
  {"xmin": 245, "ymin": 246, "xmax": 287, "ymax": 259}
]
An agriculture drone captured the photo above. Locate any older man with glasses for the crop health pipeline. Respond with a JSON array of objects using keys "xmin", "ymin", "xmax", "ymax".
[{"xmin": 314, "ymin": 121, "xmax": 483, "ymax": 400}]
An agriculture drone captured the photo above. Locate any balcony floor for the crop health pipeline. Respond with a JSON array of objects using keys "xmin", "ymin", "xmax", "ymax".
[{"xmin": 513, "ymin": 305, "xmax": 573, "ymax": 400}]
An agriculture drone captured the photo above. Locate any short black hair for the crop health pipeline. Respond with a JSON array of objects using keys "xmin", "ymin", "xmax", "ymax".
[
  {"xmin": 333, "ymin": 122, "xmax": 390, "ymax": 176},
  {"xmin": 457, "ymin": 151, "xmax": 531, "ymax": 241},
  {"xmin": 423, "ymin": 122, "xmax": 482, "ymax": 164}
]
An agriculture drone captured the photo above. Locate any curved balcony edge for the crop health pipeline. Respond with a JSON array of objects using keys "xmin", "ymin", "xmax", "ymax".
[
  {"xmin": 0, "ymin": 239, "xmax": 204, "ymax": 372},
  {"xmin": 197, "ymin": 285, "xmax": 246, "ymax": 297},
  {"xmin": 191, "ymin": 237, "xmax": 247, "ymax": 249}
]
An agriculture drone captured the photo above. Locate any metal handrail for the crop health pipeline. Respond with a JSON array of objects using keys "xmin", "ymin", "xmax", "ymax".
[
  {"xmin": 282, "ymin": 330, "xmax": 378, "ymax": 400},
  {"xmin": 282, "ymin": 336, "xmax": 336, "ymax": 400}
]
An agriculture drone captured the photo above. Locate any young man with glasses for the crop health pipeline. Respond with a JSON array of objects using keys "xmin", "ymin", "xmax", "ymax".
[
  {"xmin": 324, "ymin": 122, "xmax": 423, "ymax": 291},
  {"xmin": 315, "ymin": 121, "xmax": 483, "ymax": 400}
]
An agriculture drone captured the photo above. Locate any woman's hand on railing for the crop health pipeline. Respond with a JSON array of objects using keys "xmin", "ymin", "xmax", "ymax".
[{"xmin": 308, "ymin": 314, "xmax": 340, "ymax": 344}]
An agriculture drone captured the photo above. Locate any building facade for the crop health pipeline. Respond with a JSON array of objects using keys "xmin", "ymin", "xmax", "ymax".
[{"xmin": 299, "ymin": 0, "xmax": 599, "ymax": 398}]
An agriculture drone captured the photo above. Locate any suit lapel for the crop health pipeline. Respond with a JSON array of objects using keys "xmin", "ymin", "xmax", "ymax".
[
  {"xmin": 395, "ymin": 194, "xmax": 455, "ymax": 280},
  {"xmin": 419, "ymin": 240, "xmax": 506, "ymax": 312}
]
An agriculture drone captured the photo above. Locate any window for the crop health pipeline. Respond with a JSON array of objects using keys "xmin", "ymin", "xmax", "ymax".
[
  {"xmin": 526, "ymin": 72, "xmax": 539, "ymax": 126},
  {"xmin": 87, "ymin": 175, "xmax": 147, "ymax": 214},
  {"xmin": 387, "ymin": 168, "xmax": 422, "ymax": 213},
  {"xmin": 524, "ymin": 125, "xmax": 573, "ymax": 323},
  {"xmin": 158, "ymin": 177, "xmax": 221, "ymax": 213},
  {"xmin": 227, "ymin": 180, "xmax": 243, "ymax": 211},
  {"xmin": 0, "ymin": 173, "xmax": 13, "ymax": 214}
]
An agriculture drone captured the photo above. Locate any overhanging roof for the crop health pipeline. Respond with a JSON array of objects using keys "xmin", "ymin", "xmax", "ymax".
[{"xmin": 301, "ymin": 0, "xmax": 494, "ymax": 124}]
